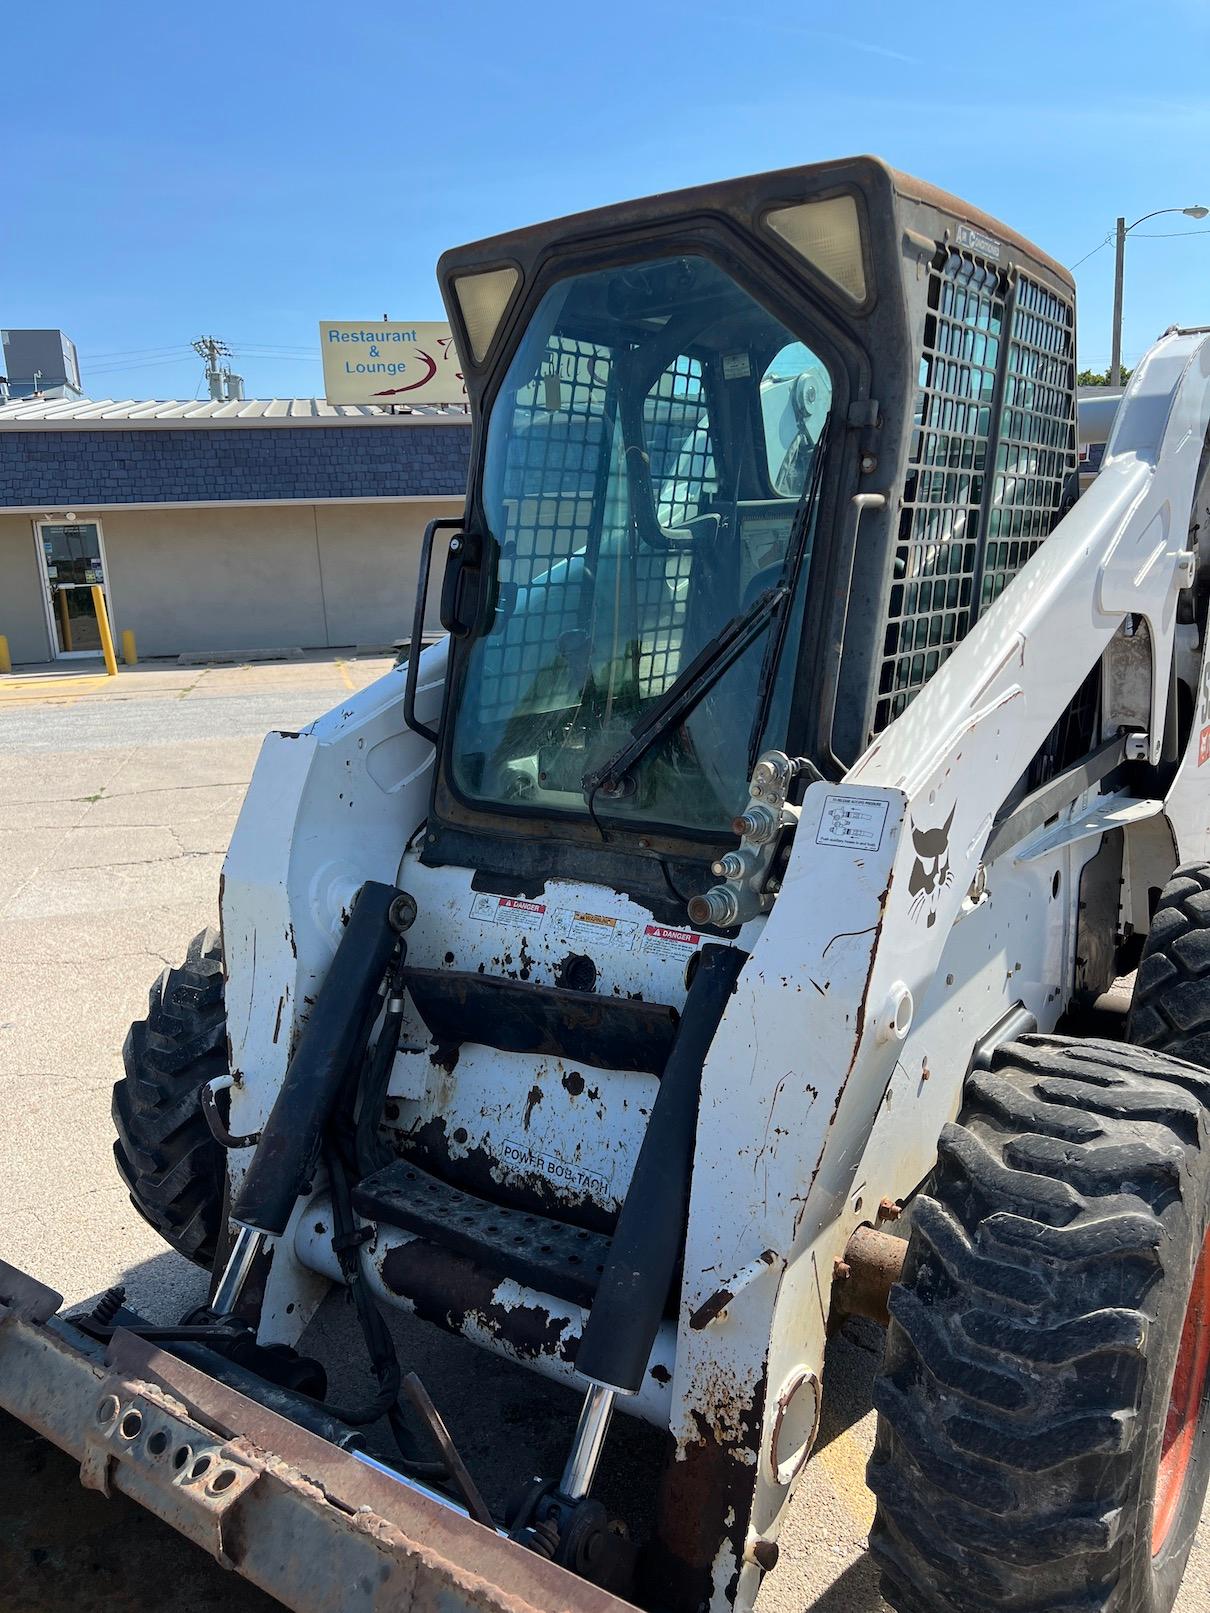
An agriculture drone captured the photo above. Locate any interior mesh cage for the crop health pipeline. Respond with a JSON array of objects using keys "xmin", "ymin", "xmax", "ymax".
[
  {"xmin": 873, "ymin": 251, "xmax": 1075, "ymax": 734},
  {"xmin": 478, "ymin": 337, "xmax": 715, "ymax": 726}
]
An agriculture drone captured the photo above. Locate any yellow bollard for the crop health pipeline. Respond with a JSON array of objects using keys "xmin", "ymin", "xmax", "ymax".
[
  {"xmin": 91, "ymin": 585, "xmax": 118, "ymax": 677},
  {"xmin": 121, "ymin": 628, "xmax": 138, "ymax": 666},
  {"xmin": 0, "ymin": 636, "xmax": 10, "ymax": 674},
  {"xmin": 56, "ymin": 588, "xmax": 73, "ymax": 653}
]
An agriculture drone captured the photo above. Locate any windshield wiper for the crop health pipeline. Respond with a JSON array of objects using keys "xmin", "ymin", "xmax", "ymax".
[{"xmin": 581, "ymin": 582, "xmax": 788, "ymax": 800}]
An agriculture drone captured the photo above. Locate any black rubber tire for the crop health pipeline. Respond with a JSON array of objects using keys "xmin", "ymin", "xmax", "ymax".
[
  {"xmin": 112, "ymin": 929, "xmax": 227, "ymax": 1268},
  {"xmin": 1129, "ymin": 862, "xmax": 1210, "ymax": 1065},
  {"xmin": 869, "ymin": 1034, "xmax": 1210, "ymax": 1613}
]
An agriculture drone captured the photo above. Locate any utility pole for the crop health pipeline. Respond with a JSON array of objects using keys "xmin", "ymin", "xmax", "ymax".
[
  {"xmin": 1110, "ymin": 216, "xmax": 1126, "ymax": 388},
  {"xmin": 192, "ymin": 335, "xmax": 232, "ymax": 401},
  {"xmin": 1107, "ymin": 205, "xmax": 1207, "ymax": 389}
]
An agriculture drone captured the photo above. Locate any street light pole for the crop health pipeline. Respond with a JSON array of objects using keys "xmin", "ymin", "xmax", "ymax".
[
  {"xmin": 1110, "ymin": 216, "xmax": 1127, "ymax": 387},
  {"xmin": 1108, "ymin": 204, "xmax": 1208, "ymax": 388}
]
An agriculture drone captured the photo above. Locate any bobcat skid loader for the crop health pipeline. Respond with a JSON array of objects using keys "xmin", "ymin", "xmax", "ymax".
[{"xmin": 6, "ymin": 155, "xmax": 1210, "ymax": 1613}]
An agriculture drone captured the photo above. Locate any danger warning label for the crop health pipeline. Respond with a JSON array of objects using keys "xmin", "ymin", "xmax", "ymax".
[
  {"xmin": 470, "ymin": 894, "xmax": 547, "ymax": 928},
  {"xmin": 640, "ymin": 923, "xmax": 701, "ymax": 961}
]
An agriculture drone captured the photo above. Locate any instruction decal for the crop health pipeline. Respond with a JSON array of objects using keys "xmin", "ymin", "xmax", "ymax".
[
  {"xmin": 553, "ymin": 908, "xmax": 639, "ymax": 949},
  {"xmin": 470, "ymin": 893, "xmax": 547, "ymax": 928},
  {"xmin": 502, "ymin": 1137, "xmax": 612, "ymax": 1197},
  {"xmin": 816, "ymin": 794, "xmax": 889, "ymax": 852}
]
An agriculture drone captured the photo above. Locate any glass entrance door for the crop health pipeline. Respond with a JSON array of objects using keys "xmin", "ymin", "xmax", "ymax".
[{"xmin": 36, "ymin": 521, "xmax": 110, "ymax": 657}]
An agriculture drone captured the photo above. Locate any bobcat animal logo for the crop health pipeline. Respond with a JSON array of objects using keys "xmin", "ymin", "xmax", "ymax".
[{"xmin": 908, "ymin": 805, "xmax": 955, "ymax": 927}]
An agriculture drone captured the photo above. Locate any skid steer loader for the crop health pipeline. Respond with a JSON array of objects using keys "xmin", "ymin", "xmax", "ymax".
[{"xmin": 5, "ymin": 154, "xmax": 1210, "ymax": 1613}]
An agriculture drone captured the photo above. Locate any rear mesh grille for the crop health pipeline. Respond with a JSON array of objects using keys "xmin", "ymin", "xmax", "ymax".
[
  {"xmin": 873, "ymin": 253, "xmax": 1075, "ymax": 735},
  {"xmin": 981, "ymin": 276, "xmax": 1076, "ymax": 608}
]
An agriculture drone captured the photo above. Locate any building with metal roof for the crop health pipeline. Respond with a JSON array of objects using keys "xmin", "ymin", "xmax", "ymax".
[
  {"xmin": 0, "ymin": 396, "xmax": 462, "ymax": 423},
  {"xmin": 0, "ymin": 398, "xmax": 470, "ymax": 666}
]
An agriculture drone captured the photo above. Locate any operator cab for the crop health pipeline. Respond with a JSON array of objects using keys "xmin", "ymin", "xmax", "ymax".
[{"xmin": 418, "ymin": 158, "xmax": 1075, "ymax": 916}]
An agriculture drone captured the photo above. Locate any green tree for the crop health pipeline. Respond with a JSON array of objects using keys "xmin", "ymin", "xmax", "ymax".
[{"xmin": 1078, "ymin": 368, "xmax": 1131, "ymax": 386}]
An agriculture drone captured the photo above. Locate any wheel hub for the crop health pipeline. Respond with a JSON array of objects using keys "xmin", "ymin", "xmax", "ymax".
[{"xmin": 1153, "ymin": 1228, "xmax": 1210, "ymax": 1555}]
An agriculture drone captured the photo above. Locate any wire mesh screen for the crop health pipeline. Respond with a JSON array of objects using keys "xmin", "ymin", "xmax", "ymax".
[
  {"xmin": 475, "ymin": 345, "xmax": 720, "ymax": 724},
  {"xmin": 475, "ymin": 335, "xmax": 612, "ymax": 725},
  {"xmin": 646, "ymin": 355, "xmax": 717, "ymax": 526},
  {"xmin": 636, "ymin": 355, "xmax": 716, "ymax": 695},
  {"xmin": 873, "ymin": 254, "xmax": 1075, "ymax": 735},
  {"xmin": 980, "ymin": 275, "xmax": 1076, "ymax": 608},
  {"xmin": 498, "ymin": 335, "xmax": 612, "ymax": 586},
  {"xmin": 875, "ymin": 251, "xmax": 1005, "ymax": 732}
]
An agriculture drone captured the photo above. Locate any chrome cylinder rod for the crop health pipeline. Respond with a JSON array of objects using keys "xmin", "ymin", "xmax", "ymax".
[
  {"xmin": 211, "ymin": 1224, "xmax": 268, "ymax": 1315},
  {"xmin": 352, "ymin": 1451, "xmax": 506, "ymax": 1535},
  {"xmin": 559, "ymin": 1383, "xmax": 616, "ymax": 1501}
]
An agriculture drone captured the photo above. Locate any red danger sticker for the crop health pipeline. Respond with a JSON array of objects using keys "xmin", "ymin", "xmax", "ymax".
[
  {"xmin": 1199, "ymin": 725, "xmax": 1210, "ymax": 767},
  {"xmin": 644, "ymin": 924, "xmax": 700, "ymax": 946},
  {"xmin": 470, "ymin": 893, "xmax": 547, "ymax": 927}
]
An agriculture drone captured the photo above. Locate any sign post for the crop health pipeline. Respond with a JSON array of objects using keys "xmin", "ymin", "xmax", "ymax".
[{"xmin": 319, "ymin": 322, "xmax": 464, "ymax": 406}]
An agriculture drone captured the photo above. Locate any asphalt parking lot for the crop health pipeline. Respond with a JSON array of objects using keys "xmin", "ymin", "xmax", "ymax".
[{"xmin": 0, "ymin": 652, "xmax": 1206, "ymax": 1613}]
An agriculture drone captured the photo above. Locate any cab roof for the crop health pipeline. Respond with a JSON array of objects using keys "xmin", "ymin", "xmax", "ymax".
[{"xmin": 438, "ymin": 154, "xmax": 1072, "ymax": 295}]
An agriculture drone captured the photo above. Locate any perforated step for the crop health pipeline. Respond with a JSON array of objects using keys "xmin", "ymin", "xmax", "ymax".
[{"xmin": 353, "ymin": 1160, "xmax": 611, "ymax": 1309}]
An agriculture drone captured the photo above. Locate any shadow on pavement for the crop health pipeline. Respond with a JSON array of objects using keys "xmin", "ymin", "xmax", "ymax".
[
  {"xmin": 812, "ymin": 1318, "xmax": 883, "ymax": 1455},
  {"xmin": 800, "ymin": 1553, "xmax": 887, "ymax": 1613},
  {"xmin": 0, "ymin": 1406, "xmax": 280, "ymax": 1613}
]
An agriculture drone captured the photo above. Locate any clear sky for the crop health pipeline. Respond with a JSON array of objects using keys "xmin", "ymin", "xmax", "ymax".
[{"xmin": 5, "ymin": 0, "xmax": 1208, "ymax": 400}]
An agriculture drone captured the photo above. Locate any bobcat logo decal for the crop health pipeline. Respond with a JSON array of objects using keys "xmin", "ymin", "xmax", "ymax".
[{"xmin": 908, "ymin": 805, "xmax": 955, "ymax": 927}]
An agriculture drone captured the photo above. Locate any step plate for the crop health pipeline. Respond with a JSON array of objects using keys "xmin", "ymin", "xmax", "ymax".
[{"xmin": 353, "ymin": 1161, "xmax": 611, "ymax": 1309}]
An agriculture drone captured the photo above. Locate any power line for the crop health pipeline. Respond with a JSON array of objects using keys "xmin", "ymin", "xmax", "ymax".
[
  {"xmin": 227, "ymin": 338, "xmax": 316, "ymax": 352},
  {"xmin": 1131, "ymin": 228, "xmax": 1210, "ymax": 239},
  {"xmin": 78, "ymin": 343, "xmax": 191, "ymax": 361},
  {"xmin": 85, "ymin": 359, "xmax": 199, "ymax": 378},
  {"xmin": 1069, "ymin": 233, "xmax": 1113, "ymax": 270}
]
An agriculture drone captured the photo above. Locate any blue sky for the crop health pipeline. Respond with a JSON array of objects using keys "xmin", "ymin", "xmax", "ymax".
[{"xmin": 5, "ymin": 0, "xmax": 1208, "ymax": 398}]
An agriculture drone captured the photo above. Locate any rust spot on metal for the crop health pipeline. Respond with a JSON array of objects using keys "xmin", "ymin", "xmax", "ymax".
[
  {"xmin": 828, "ymin": 1223, "xmax": 907, "ymax": 1329},
  {"xmin": 377, "ymin": 1240, "xmax": 578, "ymax": 1365},
  {"xmin": 522, "ymin": 1084, "xmax": 543, "ymax": 1129},
  {"xmin": 561, "ymin": 1070, "xmax": 586, "ymax": 1097},
  {"xmin": 398, "ymin": 1115, "xmax": 616, "ymax": 1234},
  {"xmin": 430, "ymin": 1044, "xmax": 460, "ymax": 1075},
  {"xmin": 272, "ymin": 994, "xmax": 285, "ymax": 1044},
  {"xmin": 650, "ymin": 1363, "xmax": 671, "ymax": 1385},
  {"xmin": 688, "ymin": 1288, "xmax": 733, "ymax": 1331},
  {"xmin": 646, "ymin": 1365, "xmax": 767, "ymax": 1613},
  {"xmin": 769, "ymin": 1369, "xmax": 821, "ymax": 1487},
  {"xmin": 286, "ymin": 924, "xmax": 297, "ymax": 959}
]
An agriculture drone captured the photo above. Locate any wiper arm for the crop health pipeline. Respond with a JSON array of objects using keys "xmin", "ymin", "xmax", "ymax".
[{"xmin": 581, "ymin": 582, "xmax": 788, "ymax": 799}]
